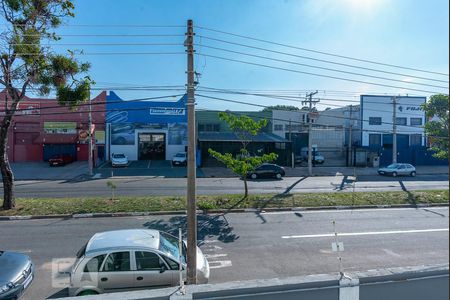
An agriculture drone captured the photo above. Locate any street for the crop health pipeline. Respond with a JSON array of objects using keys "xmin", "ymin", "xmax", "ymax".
[
  {"xmin": 0, "ymin": 207, "xmax": 448, "ymax": 299},
  {"xmin": 10, "ymin": 174, "xmax": 449, "ymax": 198}
]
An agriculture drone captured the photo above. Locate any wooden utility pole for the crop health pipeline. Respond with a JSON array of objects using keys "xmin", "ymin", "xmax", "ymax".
[
  {"xmin": 392, "ymin": 96, "xmax": 397, "ymax": 164},
  {"xmin": 185, "ymin": 19, "xmax": 197, "ymax": 284},
  {"xmin": 303, "ymin": 91, "xmax": 319, "ymax": 176},
  {"xmin": 348, "ymin": 105, "xmax": 353, "ymax": 167},
  {"xmin": 88, "ymin": 90, "xmax": 93, "ymax": 176}
]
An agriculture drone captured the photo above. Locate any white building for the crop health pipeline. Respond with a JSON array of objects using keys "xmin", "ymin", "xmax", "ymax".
[{"xmin": 361, "ymin": 95, "xmax": 426, "ymax": 148}]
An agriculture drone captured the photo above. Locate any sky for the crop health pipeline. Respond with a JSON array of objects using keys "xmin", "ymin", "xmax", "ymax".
[{"xmin": 2, "ymin": 0, "xmax": 449, "ymax": 111}]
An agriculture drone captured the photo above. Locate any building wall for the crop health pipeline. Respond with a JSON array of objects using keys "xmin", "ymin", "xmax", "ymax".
[
  {"xmin": 361, "ymin": 95, "xmax": 426, "ymax": 147},
  {"xmin": 196, "ymin": 110, "xmax": 273, "ymax": 133},
  {"xmin": 106, "ymin": 91, "xmax": 187, "ymax": 161},
  {"xmin": 0, "ymin": 90, "xmax": 106, "ymax": 163}
]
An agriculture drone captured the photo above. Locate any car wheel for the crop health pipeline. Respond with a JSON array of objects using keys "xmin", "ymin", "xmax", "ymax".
[
  {"xmin": 392, "ymin": 172, "xmax": 398, "ymax": 177},
  {"xmin": 275, "ymin": 173, "xmax": 282, "ymax": 179},
  {"xmin": 251, "ymin": 173, "xmax": 257, "ymax": 179},
  {"xmin": 77, "ymin": 290, "xmax": 99, "ymax": 296},
  {"xmin": 410, "ymin": 171, "xmax": 416, "ymax": 177}
]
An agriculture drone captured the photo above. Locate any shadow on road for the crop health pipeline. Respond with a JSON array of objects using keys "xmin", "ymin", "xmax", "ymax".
[
  {"xmin": 256, "ymin": 177, "xmax": 308, "ymax": 210},
  {"xmin": 142, "ymin": 214, "xmax": 239, "ymax": 244}
]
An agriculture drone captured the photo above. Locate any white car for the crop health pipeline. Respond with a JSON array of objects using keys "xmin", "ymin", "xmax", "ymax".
[
  {"xmin": 378, "ymin": 163, "xmax": 416, "ymax": 177},
  {"xmin": 172, "ymin": 152, "xmax": 187, "ymax": 166},
  {"xmin": 69, "ymin": 229, "xmax": 209, "ymax": 296},
  {"xmin": 111, "ymin": 153, "xmax": 128, "ymax": 167}
]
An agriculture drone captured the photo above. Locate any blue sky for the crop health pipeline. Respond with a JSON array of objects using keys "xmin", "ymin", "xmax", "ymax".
[{"xmin": 5, "ymin": 0, "xmax": 450, "ymax": 110}]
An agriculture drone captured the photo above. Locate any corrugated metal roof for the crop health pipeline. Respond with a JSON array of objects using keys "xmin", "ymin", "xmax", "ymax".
[{"xmin": 198, "ymin": 132, "xmax": 289, "ymax": 142}]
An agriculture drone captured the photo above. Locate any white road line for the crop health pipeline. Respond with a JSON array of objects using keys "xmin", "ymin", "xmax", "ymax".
[
  {"xmin": 261, "ymin": 207, "xmax": 449, "ymax": 215},
  {"xmin": 208, "ymin": 260, "xmax": 232, "ymax": 269},
  {"xmin": 282, "ymin": 228, "xmax": 449, "ymax": 239},
  {"xmin": 204, "ymin": 253, "xmax": 228, "ymax": 259}
]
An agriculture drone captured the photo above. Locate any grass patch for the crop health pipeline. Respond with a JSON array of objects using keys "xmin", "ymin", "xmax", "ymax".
[{"xmin": 0, "ymin": 190, "xmax": 448, "ymax": 216}]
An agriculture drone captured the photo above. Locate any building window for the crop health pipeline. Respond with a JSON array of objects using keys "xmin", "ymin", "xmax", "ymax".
[
  {"xmin": 395, "ymin": 117, "xmax": 407, "ymax": 126},
  {"xmin": 369, "ymin": 117, "xmax": 382, "ymax": 125},
  {"xmin": 369, "ymin": 134, "xmax": 381, "ymax": 146},
  {"xmin": 410, "ymin": 118, "xmax": 423, "ymax": 126},
  {"xmin": 274, "ymin": 124, "xmax": 283, "ymax": 131},
  {"xmin": 198, "ymin": 123, "xmax": 220, "ymax": 132},
  {"xmin": 285, "ymin": 124, "xmax": 302, "ymax": 131},
  {"xmin": 410, "ymin": 134, "xmax": 422, "ymax": 146},
  {"xmin": 275, "ymin": 142, "xmax": 286, "ymax": 150}
]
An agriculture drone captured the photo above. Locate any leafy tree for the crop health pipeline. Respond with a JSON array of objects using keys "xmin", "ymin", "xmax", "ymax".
[
  {"xmin": 421, "ymin": 94, "xmax": 449, "ymax": 160},
  {"xmin": 422, "ymin": 94, "xmax": 449, "ymax": 159},
  {"xmin": 0, "ymin": 0, "xmax": 91, "ymax": 210},
  {"xmin": 262, "ymin": 105, "xmax": 300, "ymax": 112},
  {"xmin": 208, "ymin": 112, "xmax": 278, "ymax": 198}
]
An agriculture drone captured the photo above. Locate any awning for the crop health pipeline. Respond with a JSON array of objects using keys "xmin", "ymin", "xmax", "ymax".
[{"xmin": 198, "ymin": 132, "xmax": 290, "ymax": 143}]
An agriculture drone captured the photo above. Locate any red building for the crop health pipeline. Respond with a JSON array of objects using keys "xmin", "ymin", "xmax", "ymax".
[{"xmin": 0, "ymin": 90, "xmax": 106, "ymax": 164}]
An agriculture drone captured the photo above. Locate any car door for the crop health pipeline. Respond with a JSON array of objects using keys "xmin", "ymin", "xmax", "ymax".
[
  {"xmin": 256, "ymin": 165, "xmax": 270, "ymax": 178},
  {"xmin": 133, "ymin": 251, "xmax": 174, "ymax": 288},
  {"xmin": 98, "ymin": 251, "xmax": 134, "ymax": 292},
  {"xmin": 398, "ymin": 164, "xmax": 407, "ymax": 175}
]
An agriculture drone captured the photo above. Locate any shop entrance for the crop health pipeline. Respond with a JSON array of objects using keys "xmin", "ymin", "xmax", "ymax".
[{"xmin": 138, "ymin": 133, "xmax": 166, "ymax": 160}]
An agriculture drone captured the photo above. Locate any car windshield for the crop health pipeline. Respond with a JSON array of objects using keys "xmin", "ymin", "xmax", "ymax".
[
  {"xmin": 175, "ymin": 153, "xmax": 186, "ymax": 157},
  {"xmin": 113, "ymin": 154, "xmax": 125, "ymax": 158},
  {"xmin": 159, "ymin": 232, "xmax": 186, "ymax": 263},
  {"xmin": 386, "ymin": 164, "xmax": 399, "ymax": 169}
]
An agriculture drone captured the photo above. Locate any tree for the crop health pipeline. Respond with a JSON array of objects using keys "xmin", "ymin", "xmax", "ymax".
[
  {"xmin": 421, "ymin": 94, "xmax": 449, "ymax": 160},
  {"xmin": 208, "ymin": 112, "xmax": 278, "ymax": 198},
  {"xmin": 262, "ymin": 105, "xmax": 300, "ymax": 112},
  {"xmin": 1, "ymin": 0, "xmax": 91, "ymax": 210}
]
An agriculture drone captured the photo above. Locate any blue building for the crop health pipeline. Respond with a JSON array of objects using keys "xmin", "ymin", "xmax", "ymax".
[{"xmin": 106, "ymin": 91, "xmax": 188, "ymax": 161}]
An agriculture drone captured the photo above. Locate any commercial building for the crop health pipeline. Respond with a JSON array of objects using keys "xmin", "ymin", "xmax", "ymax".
[
  {"xmin": 1, "ymin": 89, "xmax": 106, "ymax": 163},
  {"xmin": 196, "ymin": 110, "xmax": 290, "ymax": 166},
  {"xmin": 105, "ymin": 91, "xmax": 188, "ymax": 161}
]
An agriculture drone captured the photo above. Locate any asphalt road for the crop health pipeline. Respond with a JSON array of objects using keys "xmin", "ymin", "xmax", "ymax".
[
  {"xmin": 9, "ymin": 174, "xmax": 449, "ymax": 198},
  {"xmin": 0, "ymin": 207, "xmax": 448, "ymax": 299}
]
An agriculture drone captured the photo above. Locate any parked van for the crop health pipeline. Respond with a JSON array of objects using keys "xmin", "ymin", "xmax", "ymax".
[{"xmin": 300, "ymin": 146, "xmax": 325, "ymax": 164}]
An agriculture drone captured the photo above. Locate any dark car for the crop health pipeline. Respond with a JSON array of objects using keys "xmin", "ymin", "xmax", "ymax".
[
  {"xmin": 48, "ymin": 154, "xmax": 73, "ymax": 166},
  {"xmin": 0, "ymin": 251, "xmax": 34, "ymax": 300},
  {"xmin": 248, "ymin": 164, "xmax": 285, "ymax": 179}
]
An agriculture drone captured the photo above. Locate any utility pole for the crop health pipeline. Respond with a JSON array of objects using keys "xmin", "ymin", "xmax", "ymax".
[
  {"xmin": 392, "ymin": 96, "xmax": 397, "ymax": 164},
  {"xmin": 289, "ymin": 119, "xmax": 294, "ymax": 168},
  {"xmin": 185, "ymin": 19, "xmax": 197, "ymax": 285},
  {"xmin": 348, "ymin": 105, "xmax": 353, "ymax": 167},
  {"xmin": 88, "ymin": 90, "xmax": 93, "ymax": 176},
  {"xmin": 303, "ymin": 91, "xmax": 319, "ymax": 176}
]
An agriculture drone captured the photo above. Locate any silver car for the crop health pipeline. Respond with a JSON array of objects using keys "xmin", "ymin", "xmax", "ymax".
[
  {"xmin": 378, "ymin": 163, "xmax": 416, "ymax": 177},
  {"xmin": 69, "ymin": 229, "xmax": 209, "ymax": 296},
  {"xmin": 0, "ymin": 251, "xmax": 34, "ymax": 300}
]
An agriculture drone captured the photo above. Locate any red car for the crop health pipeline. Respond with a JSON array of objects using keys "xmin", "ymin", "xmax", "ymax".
[{"xmin": 48, "ymin": 154, "xmax": 73, "ymax": 166}]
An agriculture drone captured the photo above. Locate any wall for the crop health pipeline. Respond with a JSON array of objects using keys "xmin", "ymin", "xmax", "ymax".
[
  {"xmin": 361, "ymin": 95, "xmax": 426, "ymax": 147},
  {"xmin": 58, "ymin": 264, "xmax": 448, "ymax": 300}
]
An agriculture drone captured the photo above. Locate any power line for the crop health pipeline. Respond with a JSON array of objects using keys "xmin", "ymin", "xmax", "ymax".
[
  {"xmin": 195, "ymin": 25, "xmax": 449, "ymax": 77},
  {"xmin": 198, "ymin": 35, "xmax": 449, "ymax": 84},
  {"xmin": 1, "ymin": 23, "xmax": 185, "ymax": 28},
  {"xmin": 10, "ymin": 43, "xmax": 183, "ymax": 46},
  {"xmin": 198, "ymin": 44, "xmax": 448, "ymax": 89},
  {"xmin": 197, "ymin": 53, "xmax": 447, "ymax": 95},
  {"xmin": 13, "ymin": 52, "xmax": 185, "ymax": 56},
  {"xmin": 16, "ymin": 33, "xmax": 185, "ymax": 37}
]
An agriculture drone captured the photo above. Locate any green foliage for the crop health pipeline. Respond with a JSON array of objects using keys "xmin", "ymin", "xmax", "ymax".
[
  {"xmin": 262, "ymin": 105, "xmax": 300, "ymax": 112},
  {"xmin": 208, "ymin": 112, "xmax": 278, "ymax": 197},
  {"xmin": 421, "ymin": 94, "xmax": 449, "ymax": 160},
  {"xmin": 208, "ymin": 149, "xmax": 277, "ymax": 177}
]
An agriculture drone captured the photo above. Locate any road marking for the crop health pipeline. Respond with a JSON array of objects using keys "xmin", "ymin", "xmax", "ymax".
[
  {"xmin": 209, "ymin": 260, "xmax": 232, "ymax": 269},
  {"xmin": 382, "ymin": 248, "xmax": 402, "ymax": 258},
  {"xmin": 261, "ymin": 207, "xmax": 449, "ymax": 215},
  {"xmin": 282, "ymin": 228, "xmax": 449, "ymax": 239},
  {"xmin": 204, "ymin": 253, "xmax": 228, "ymax": 259}
]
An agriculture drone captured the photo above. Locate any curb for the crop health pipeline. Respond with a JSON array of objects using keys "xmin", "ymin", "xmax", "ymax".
[{"xmin": 0, "ymin": 203, "xmax": 447, "ymax": 221}]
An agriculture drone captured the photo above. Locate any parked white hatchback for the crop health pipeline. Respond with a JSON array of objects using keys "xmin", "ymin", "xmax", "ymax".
[
  {"xmin": 111, "ymin": 153, "xmax": 128, "ymax": 167},
  {"xmin": 69, "ymin": 229, "xmax": 209, "ymax": 296},
  {"xmin": 378, "ymin": 163, "xmax": 416, "ymax": 177}
]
